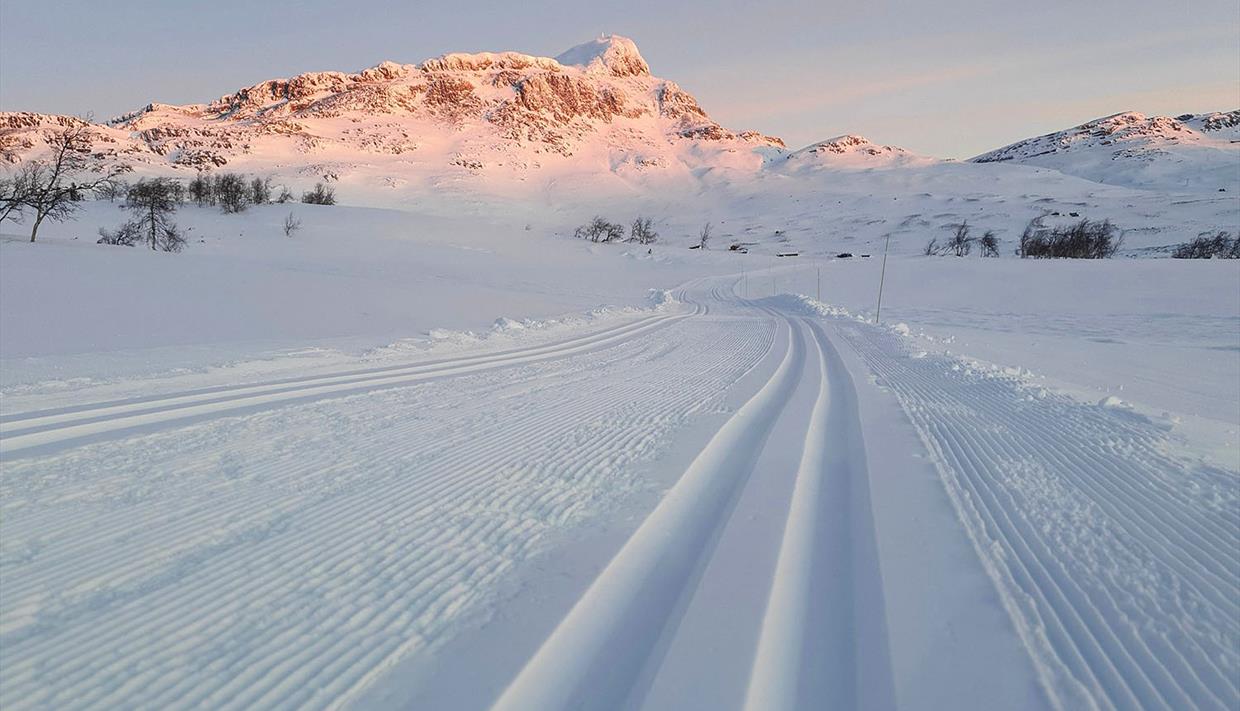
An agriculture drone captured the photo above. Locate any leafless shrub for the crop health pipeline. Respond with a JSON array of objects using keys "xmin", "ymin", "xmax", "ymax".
[
  {"xmin": 214, "ymin": 173, "xmax": 249, "ymax": 213},
  {"xmin": 979, "ymin": 230, "xmax": 1000, "ymax": 257},
  {"xmin": 250, "ymin": 176, "xmax": 273, "ymax": 205},
  {"xmin": 630, "ymin": 216, "xmax": 657, "ymax": 244},
  {"xmin": 948, "ymin": 221, "xmax": 975, "ymax": 257},
  {"xmin": 573, "ymin": 216, "xmax": 624, "ymax": 243},
  {"xmin": 1019, "ymin": 217, "xmax": 1122, "ymax": 258},
  {"xmin": 283, "ymin": 211, "xmax": 302, "ymax": 238},
  {"xmin": 698, "ymin": 222, "xmax": 712, "ymax": 250},
  {"xmin": 97, "ymin": 220, "xmax": 140, "ymax": 247},
  {"xmin": 301, "ymin": 182, "xmax": 336, "ymax": 205},
  {"xmin": 1171, "ymin": 231, "xmax": 1238, "ymax": 259}
]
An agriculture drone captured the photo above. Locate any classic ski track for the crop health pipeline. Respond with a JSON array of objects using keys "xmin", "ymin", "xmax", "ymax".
[
  {"xmin": 833, "ymin": 321, "xmax": 1239, "ymax": 711},
  {"xmin": 490, "ymin": 314, "xmax": 806, "ymax": 711},
  {"xmin": 0, "ymin": 308, "xmax": 678, "ymax": 428},
  {"xmin": 0, "ymin": 305, "xmax": 700, "ymax": 457},
  {"xmin": 743, "ymin": 319, "xmax": 894, "ymax": 711},
  {"xmin": 0, "ymin": 286, "xmax": 775, "ymax": 711},
  {"xmin": 492, "ymin": 313, "xmax": 895, "ymax": 711}
]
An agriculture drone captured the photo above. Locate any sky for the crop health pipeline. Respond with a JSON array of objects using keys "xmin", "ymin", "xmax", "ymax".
[{"xmin": 1, "ymin": 0, "xmax": 1237, "ymax": 158}]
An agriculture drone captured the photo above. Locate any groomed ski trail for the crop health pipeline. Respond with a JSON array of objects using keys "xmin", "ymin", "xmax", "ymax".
[
  {"xmin": 2, "ymin": 273, "xmax": 1235, "ymax": 711},
  {"xmin": 0, "ymin": 301, "xmax": 701, "ymax": 457},
  {"xmin": 492, "ymin": 311, "xmax": 896, "ymax": 711}
]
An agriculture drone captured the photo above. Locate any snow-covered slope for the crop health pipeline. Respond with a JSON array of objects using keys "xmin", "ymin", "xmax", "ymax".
[
  {"xmin": 971, "ymin": 110, "xmax": 1240, "ymax": 193},
  {"xmin": 779, "ymin": 134, "xmax": 934, "ymax": 170},
  {"xmin": 1, "ymin": 39, "xmax": 1237, "ymax": 248}
]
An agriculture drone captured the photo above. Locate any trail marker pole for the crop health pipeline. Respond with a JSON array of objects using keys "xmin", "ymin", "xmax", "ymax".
[{"xmin": 876, "ymin": 233, "xmax": 891, "ymax": 324}]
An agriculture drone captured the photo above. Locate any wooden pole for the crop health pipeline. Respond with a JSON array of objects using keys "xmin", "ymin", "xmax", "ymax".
[{"xmin": 876, "ymin": 233, "xmax": 891, "ymax": 324}]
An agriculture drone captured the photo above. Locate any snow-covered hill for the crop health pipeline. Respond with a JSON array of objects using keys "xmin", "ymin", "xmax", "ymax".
[
  {"xmin": 0, "ymin": 35, "xmax": 781, "ymax": 201},
  {"xmin": 1, "ymin": 38, "xmax": 1237, "ymax": 250},
  {"xmin": 784, "ymin": 135, "xmax": 930, "ymax": 166},
  {"xmin": 971, "ymin": 110, "xmax": 1240, "ymax": 193}
]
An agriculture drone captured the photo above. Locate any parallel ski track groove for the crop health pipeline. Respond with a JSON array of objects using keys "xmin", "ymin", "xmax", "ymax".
[
  {"xmin": 491, "ymin": 313, "xmax": 804, "ymax": 711},
  {"xmin": 834, "ymin": 321, "xmax": 1238, "ymax": 711},
  {"xmin": 0, "ymin": 308, "xmax": 698, "ymax": 456},
  {"xmin": 0, "ymin": 304, "xmax": 776, "ymax": 711}
]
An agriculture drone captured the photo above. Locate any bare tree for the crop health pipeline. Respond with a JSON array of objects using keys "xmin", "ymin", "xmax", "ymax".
[
  {"xmin": 979, "ymin": 230, "xmax": 1000, "ymax": 257},
  {"xmin": 214, "ymin": 173, "xmax": 249, "ymax": 213},
  {"xmin": 698, "ymin": 222, "xmax": 713, "ymax": 250},
  {"xmin": 250, "ymin": 176, "xmax": 272, "ymax": 205},
  {"xmin": 630, "ymin": 216, "xmax": 657, "ymax": 244},
  {"xmin": 12, "ymin": 122, "xmax": 124, "ymax": 242},
  {"xmin": 573, "ymin": 216, "xmax": 623, "ymax": 243},
  {"xmin": 283, "ymin": 211, "xmax": 302, "ymax": 237},
  {"xmin": 0, "ymin": 169, "xmax": 33, "ymax": 226},
  {"xmin": 301, "ymin": 182, "xmax": 336, "ymax": 205},
  {"xmin": 188, "ymin": 171, "xmax": 213, "ymax": 206},
  {"xmin": 1172, "ymin": 231, "xmax": 1239, "ymax": 259},
  {"xmin": 948, "ymin": 221, "xmax": 975, "ymax": 257},
  {"xmin": 123, "ymin": 178, "xmax": 185, "ymax": 251},
  {"xmin": 96, "ymin": 178, "xmax": 129, "ymax": 203},
  {"xmin": 97, "ymin": 221, "xmax": 140, "ymax": 247},
  {"xmin": 1019, "ymin": 217, "xmax": 1122, "ymax": 259}
]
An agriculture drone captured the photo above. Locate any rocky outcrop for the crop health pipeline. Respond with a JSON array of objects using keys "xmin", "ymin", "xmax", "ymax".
[{"xmin": 0, "ymin": 35, "xmax": 782, "ymax": 173}]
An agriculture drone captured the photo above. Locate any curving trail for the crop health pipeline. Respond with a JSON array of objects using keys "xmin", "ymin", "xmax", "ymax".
[{"xmin": 1, "ymin": 275, "xmax": 1234, "ymax": 711}]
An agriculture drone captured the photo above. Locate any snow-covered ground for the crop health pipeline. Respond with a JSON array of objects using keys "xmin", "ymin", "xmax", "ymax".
[{"xmin": 1, "ymin": 194, "xmax": 1236, "ymax": 710}]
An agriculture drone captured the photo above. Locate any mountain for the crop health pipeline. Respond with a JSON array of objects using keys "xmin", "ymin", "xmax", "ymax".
[
  {"xmin": 0, "ymin": 36, "xmax": 1236, "ymax": 229},
  {"xmin": 0, "ymin": 35, "xmax": 783, "ymax": 198},
  {"xmin": 971, "ymin": 110, "xmax": 1240, "ymax": 193},
  {"xmin": 779, "ymin": 135, "xmax": 934, "ymax": 170}
]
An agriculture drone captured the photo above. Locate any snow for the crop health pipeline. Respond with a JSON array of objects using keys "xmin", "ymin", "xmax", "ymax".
[
  {"xmin": 1, "ymin": 194, "xmax": 1235, "ymax": 709},
  {"xmin": 554, "ymin": 35, "xmax": 650, "ymax": 76},
  {"xmin": 0, "ymin": 34, "xmax": 1238, "ymax": 711},
  {"xmin": 971, "ymin": 111, "xmax": 1240, "ymax": 193}
]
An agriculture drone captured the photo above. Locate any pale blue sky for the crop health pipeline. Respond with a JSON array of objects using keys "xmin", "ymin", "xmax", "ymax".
[{"xmin": 1, "ymin": 0, "xmax": 1236, "ymax": 157}]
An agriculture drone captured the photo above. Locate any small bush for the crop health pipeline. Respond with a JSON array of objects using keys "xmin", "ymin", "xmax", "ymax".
[
  {"xmin": 1172, "ymin": 231, "xmax": 1238, "ymax": 259},
  {"xmin": 214, "ymin": 173, "xmax": 249, "ymax": 213},
  {"xmin": 97, "ymin": 221, "xmax": 140, "ymax": 247},
  {"xmin": 573, "ymin": 216, "xmax": 624, "ymax": 243},
  {"xmin": 283, "ymin": 211, "xmax": 302, "ymax": 238},
  {"xmin": 948, "ymin": 222, "xmax": 975, "ymax": 256},
  {"xmin": 96, "ymin": 179, "xmax": 129, "ymax": 203},
  {"xmin": 189, "ymin": 172, "xmax": 213, "ymax": 206},
  {"xmin": 250, "ymin": 176, "xmax": 272, "ymax": 205},
  {"xmin": 302, "ymin": 183, "xmax": 336, "ymax": 205},
  {"xmin": 630, "ymin": 216, "xmax": 657, "ymax": 244},
  {"xmin": 979, "ymin": 230, "xmax": 1000, "ymax": 258},
  {"xmin": 1019, "ymin": 217, "xmax": 1122, "ymax": 259},
  {"xmin": 925, "ymin": 223, "xmax": 991, "ymax": 257}
]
